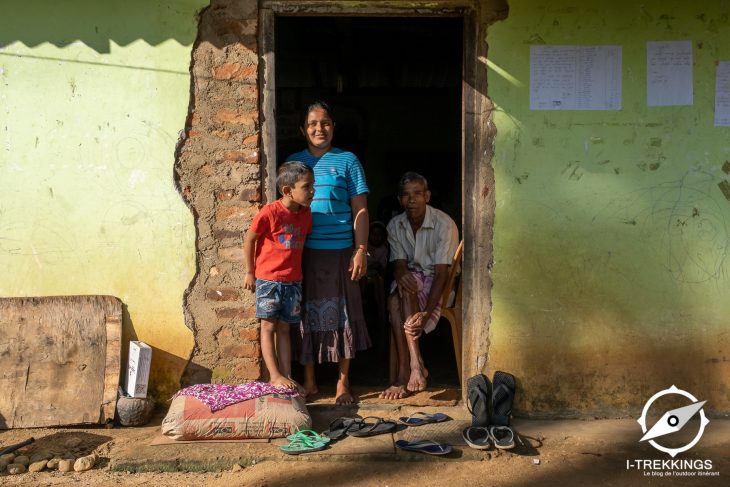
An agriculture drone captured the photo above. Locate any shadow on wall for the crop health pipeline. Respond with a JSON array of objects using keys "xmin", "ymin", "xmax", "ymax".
[
  {"xmin": 0, "ymin": 0, "xmax": 211, "ymax": 53},
  {"xmin": 121, "ymin": 303, "xmax": 210, "ymax": 401},
  {"xmin": 148, "ymin": 346, "xmax": 209, "ymax": 401}
]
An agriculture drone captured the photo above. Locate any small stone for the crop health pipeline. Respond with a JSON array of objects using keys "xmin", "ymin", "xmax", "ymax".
[
  {"xmin": 7, "ymin": 463, "xmax": 26, "ymax": 475},
  {"xmin": 58, "ymin": 459, "xmax": 74, "ymax": 472},
  {"xmin": 0, "ymin": 453, "xmax": 15, "ymax": 463},
  {"xmin": 28, "ymin": 460, "xmax": 47, "ymax": 472},
  {"xmin": 73, "ymin": 453, "xmax": 97, "ymax": 472},
  {"xmin": 13, "ymin": 455, "xmax": 30, "ymax": 467},
  {"xmin": 116, "ymin": 396, "xmax": 156, "ymax": 426},
  {"xmin": 230, "ymin": 463, "xmax": 244, "ymax": 472},
  {"xmin": 64, "ymin": 438, "xmax": 82, "ymax": 449},
  {"xmin": 46, "ymin": 457, "xmax": 62, "ymax": 470}
]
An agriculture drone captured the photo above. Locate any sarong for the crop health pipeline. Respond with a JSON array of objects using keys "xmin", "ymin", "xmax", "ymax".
[
  {"xmin": 296, "ymin": 247, "xmax": 371, "ymax": 364},
  {"xmin": 390, "ymin": 270, "xmax": 442, "ymax": 334}
]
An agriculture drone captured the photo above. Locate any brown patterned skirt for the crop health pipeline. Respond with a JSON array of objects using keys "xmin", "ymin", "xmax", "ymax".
[{"xmin": 295, "ymin": 247, "xmax": 371, "ymax": 364}]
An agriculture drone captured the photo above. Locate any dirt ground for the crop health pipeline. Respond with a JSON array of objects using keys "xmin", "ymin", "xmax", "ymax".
[{"xmin": 1, "ymin": 399, "xmax": 727, "ymax": 486}]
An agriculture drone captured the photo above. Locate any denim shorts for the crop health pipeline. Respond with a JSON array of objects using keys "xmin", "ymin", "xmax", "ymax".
[{"xmin": 255, "ymin": 278, "xmax": 302, "ymax": 323}]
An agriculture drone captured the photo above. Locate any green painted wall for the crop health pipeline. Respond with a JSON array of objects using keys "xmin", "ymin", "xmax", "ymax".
[
  {"xmin": 0, "ymin": 1, "xmax": 207, "ymax": 399},
  {"xmin": 3, "ymin": 0, "xmax": 728, "ymax": 416},
  {"xmin": 487, "ymin": 0, "xmax": 730, "ymax": 415}
]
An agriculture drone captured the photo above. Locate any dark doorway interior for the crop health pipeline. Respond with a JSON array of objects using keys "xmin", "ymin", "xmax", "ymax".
[{"xmin": 276, "ymin": 16, "xmax": 463, "ymax": 388}]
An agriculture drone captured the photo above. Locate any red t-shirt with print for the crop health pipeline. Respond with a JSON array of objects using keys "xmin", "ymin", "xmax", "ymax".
[{"xmin": 251, "ymin": 200, "xmax": 312, "ymax": 281}]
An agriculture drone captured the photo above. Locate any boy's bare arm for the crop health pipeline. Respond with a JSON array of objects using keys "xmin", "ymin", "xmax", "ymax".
[{"xmin": 243, "ymin": 229, "xmax": 258, "ymax": 291}]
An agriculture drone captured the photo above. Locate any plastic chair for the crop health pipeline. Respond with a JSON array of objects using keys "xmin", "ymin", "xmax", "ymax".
[{"xmin": 439, "ymin": 240, "xmax": 464, "ymax": 380}]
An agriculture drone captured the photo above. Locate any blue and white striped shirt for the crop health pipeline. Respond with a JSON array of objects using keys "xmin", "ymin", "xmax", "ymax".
[{"xmin": 286, "ymin": 148, "xmax": 369, "ymax": 250}]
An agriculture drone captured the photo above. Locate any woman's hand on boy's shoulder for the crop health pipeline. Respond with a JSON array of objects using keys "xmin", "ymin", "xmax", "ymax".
[{"xmin": 243, "ymin": 272, "xmax": 256, "ymax": 292}]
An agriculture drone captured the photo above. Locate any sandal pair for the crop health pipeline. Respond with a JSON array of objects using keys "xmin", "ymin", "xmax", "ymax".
[
  {"xmin": 280, "ymin": 430, "xmax": 330, "ymax": 455},
  {"xmin": 466, "ymin": 371, "xmax": 516, "ymax": 427},
  {"xmin": 462, "ymin": 425, "xmax": 515, "ymax": 450},
  {"xmin": 323, "ymin": 416, "xmax": 397, "ymax": 440}
]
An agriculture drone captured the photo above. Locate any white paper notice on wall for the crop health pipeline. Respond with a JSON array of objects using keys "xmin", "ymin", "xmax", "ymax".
[
  {"xmin": 530, "ymin": 45, "xmax": 622, "ymax": 110},
  {"xmin": 714, "ymin": 62, "xmax": 730, "ymax": 127},
  {"xmin": 647, "ymin": 41, "xmax": 693, "ymax": 106}
]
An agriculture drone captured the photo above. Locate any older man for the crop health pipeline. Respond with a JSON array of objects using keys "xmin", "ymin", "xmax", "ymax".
[{"xmin": 380, "ymin": 172, "xmax": 459, "ymax": 400}]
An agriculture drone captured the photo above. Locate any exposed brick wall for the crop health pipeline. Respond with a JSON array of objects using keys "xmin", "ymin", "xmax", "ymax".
[{"xmin": 175, "ymin": 0, "xmax": 262, "ymax": 385}]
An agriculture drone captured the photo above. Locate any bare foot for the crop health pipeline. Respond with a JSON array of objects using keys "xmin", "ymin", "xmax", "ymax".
[
  {"xmin": 270, "ymin": 375, "xmax": 298, "ymax": 390},
  {"xmin": 406, "ymin": 365, "xmax": 428, "ymax": 392},
  {"xmin": 379, "ymin": 383, "xmax": 410, "ymax": 400},
  {"xmin": 335, "ymin": 378, "xmax": 355, "ymax": 405},
  {"xmin": 303, "ymin": 381, "xmax": 319, "ymax": 398}
]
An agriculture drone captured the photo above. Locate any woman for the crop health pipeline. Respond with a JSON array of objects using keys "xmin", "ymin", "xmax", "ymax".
[{"xmin": 286, "ymin": 101, "xmax": 370, "ymax": 405}]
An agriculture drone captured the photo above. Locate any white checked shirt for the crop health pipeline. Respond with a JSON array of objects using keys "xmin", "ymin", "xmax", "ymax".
[{"xmin": 386, "ymin": 205, "xmax": 459, "ymax": 277}]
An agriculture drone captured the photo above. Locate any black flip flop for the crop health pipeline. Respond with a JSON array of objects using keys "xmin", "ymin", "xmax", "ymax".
[
  {"xmin": 322, "ymin": 417, "xmax": 360, "ymax": 440},
  {"xmin": 398, "ymin": 412, "xmax": 450, "ymax": 426},
  {"xmin": 462, "ymin": 426, "xmax": 491, "ymax": 450},
  {"xmin": 395, "ymin": 439, "xmax": 452, "ymax": 455},
  {"xmin": 346, "ymin": 416, "xmax": 397, "ymax": 437},
  {"xmin": 489, "ymin": 425, "xmax": 516, "ymax": 450},
  {"xmin": 466, "ymin": 374, "xmax": 491, "ymax": 427},
  {"xmin": 491, "ymin": 371, "xmax": 516, "ymax": 426}
]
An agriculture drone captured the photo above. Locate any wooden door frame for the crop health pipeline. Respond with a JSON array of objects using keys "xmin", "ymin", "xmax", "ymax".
[{"xmin": 258, "ymin": 0, "xmax": 497, "ymax": 389}]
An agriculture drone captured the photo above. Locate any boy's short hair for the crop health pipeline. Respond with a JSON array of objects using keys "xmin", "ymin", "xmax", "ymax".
[
  {"xmin": 277, "ymin": 161, "xmax": 313, "ymax": 193},
  {"xmin": 398, "ymin": 171, "xmax": 429, "ymax": 195}
]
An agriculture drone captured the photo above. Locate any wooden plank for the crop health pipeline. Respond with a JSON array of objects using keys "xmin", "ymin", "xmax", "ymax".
[
  {"xmin": 260, "ymin": 7, "xmax": 278, "ymax": 205},
  {"xmin": 263, "ymin": 0, "xmax": 474, "ymax": 16},
  {"xmin": 0, "ymin": 295, "xmax": 122, "ymax": 428},
  {"xmin": 461, "ymin": 5, "xmax": 499, "ymax": 392}
]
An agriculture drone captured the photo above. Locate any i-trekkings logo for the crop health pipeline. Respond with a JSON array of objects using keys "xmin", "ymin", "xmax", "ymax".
[
  {"xmin": 638, "ymin": 385, "xmax": 709, "ymax": 457},
  {"xmin": 625, "ymin": 385, "xmax": 719, "ymax": 478}
]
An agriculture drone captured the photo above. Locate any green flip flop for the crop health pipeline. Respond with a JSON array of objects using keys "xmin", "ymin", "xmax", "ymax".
[
  {"xmin": 280, "ymin": 432, "xmax": 329, "ymax": 455},
  {"xmin": 286, "ymin": 429, "xmax": 331, "ymax": 444}
]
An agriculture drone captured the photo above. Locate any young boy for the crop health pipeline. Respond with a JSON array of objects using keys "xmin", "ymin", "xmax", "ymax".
[{"xmin": 243, "ymin": 161, "xmax": 314, "ymax": 391}]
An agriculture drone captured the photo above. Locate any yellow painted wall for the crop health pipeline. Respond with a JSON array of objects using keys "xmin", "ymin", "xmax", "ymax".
[
  {"xmin": 0, "ymin": 1, "xmax": 207, "ymax": 399},
  {"xmin": 488, "ymin": 0, "xmax": 730, "ymax": 415}
]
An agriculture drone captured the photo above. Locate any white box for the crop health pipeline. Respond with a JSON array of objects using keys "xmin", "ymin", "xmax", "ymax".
[{"xmin": 124, "ymin": 341, "xmax": 152, "ymax": 398}]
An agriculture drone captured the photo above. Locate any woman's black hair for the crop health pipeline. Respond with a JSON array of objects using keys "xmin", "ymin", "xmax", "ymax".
[{"xmin": 300, "ymin": 100, "xmax": 334, "ymax": 127}]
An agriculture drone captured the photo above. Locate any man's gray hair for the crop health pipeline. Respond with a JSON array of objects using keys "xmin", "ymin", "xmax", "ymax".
[{"xmin": 398, "ymin": 171, "xmax": 429, "ymax": 195}]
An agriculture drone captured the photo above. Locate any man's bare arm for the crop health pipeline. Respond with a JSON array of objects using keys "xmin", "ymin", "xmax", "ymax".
[
  {"xmin": 393, "ymin": 259, "xmax": 418, "ymax": 294},
  {"xmin": 424, "ymin": 263, "xmax": 449, "ymax": 317},
  {"xmin": 404, "ymin": 263, "xmax": 450, "ymax": 335}
]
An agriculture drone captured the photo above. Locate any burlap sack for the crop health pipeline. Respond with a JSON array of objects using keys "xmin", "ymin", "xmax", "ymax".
[{"xmin": 161, "ymin": 393, "xmax": 311, "ymax": 440}]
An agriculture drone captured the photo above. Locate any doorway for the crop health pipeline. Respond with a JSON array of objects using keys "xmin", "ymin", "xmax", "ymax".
[{"xmin": 274, "ymin": 16, "xmax": 463, "ymax": 388}]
